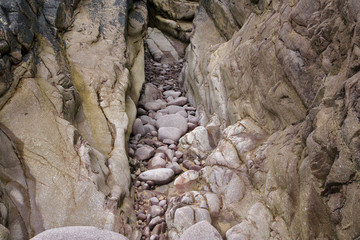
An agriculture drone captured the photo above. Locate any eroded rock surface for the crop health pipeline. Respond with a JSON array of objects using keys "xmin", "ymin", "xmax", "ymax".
[
  {"xmin": 0, "ymin": 0, "xmax": 147, "ymax": 238},
  {"xmin": 179, "ymin": 0, "xmax": 360, "ymax": 239}
]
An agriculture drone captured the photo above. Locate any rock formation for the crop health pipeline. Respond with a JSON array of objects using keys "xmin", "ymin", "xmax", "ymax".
[
  {"xmin": 179, "ymin": 0, "xmax": 360, "ymax": 239},
  {"xmin": 0, "ymin": 0, "xmax": 359, "ymax": 239},
  {"xmin": 0, "ymin": 0, "xmax": 146, "ymax": 238}
]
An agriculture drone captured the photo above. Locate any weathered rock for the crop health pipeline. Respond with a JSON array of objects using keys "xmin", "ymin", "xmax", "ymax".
[
  {"xmin": 132, "ymin": 118, "xmax": 146, "ymax": 136},
  {"xmin": 138, "ymin": 168, "xmax": 175, "ymax": 185},
  {"xmin": 148, "ymin": 156, "xmax": 167, "ymax": 169},
  {"xmin": 30, "ymin": 226, "xmax": 128, "ymax": 240},
  {"xmin": 135, "ymin": 146, "xmax": 155, "ymax": 161},
  {"xmin": 156, "ymin": 114, "xmax": 188, "ymax": 134},
  {"xmin": 167, "ymin": 97, "xmax": 188, "ymax": 106},
  {"xmin": 179, "ymin": 221, "xmax": 222, "ymax": 240},
  {"xmin": 158, "ymin": 127, "xmax": 184, "ymax": 142}
]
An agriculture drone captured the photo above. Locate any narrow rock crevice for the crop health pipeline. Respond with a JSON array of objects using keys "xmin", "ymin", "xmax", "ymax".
[{"xmin": 128, "ymin": 45, "xmax": 201, "ymax": 239}]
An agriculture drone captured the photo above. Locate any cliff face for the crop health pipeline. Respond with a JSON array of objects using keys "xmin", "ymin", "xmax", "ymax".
[
  {"xmin": 179, "ymin": 0, "xmax": 360, "ymax": 239},
  {"xmin": 0, "ymin": 0, "xmax": 359, "ymax": 239},
  {"xmin": 0, "ymin": 0, "xmax": 146, "ymax": 238}
]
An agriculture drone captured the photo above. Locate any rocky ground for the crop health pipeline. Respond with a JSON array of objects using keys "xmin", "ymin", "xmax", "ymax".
[{"xmin": 128, "ymin": 49, "xmax": 201, "ymax": 240}]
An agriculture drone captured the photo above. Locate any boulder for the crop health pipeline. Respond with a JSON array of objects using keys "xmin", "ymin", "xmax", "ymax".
[
  {"xmin": 30, "ymin": 226, "xmax": 128, "ymax": 240},
  {"xmin": 179, "ymin": 221, "xmax": 222, "ymax": 240}
]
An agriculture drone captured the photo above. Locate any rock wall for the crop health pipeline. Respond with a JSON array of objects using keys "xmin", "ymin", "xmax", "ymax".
[
  {"xmin": 179, "ymin": 0, "xmax": 360, "ymax": 239},
  {"xmin": 0, "ymin": 0, "xmax": 147, "ymax": 239}
]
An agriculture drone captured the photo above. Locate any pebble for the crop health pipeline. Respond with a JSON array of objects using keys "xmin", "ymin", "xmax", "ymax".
[
  {"xmin": 138, "ymin": 168, "xmax": 175, "ymax": 185},
  {"xmin": 132, "ymin": 118, "xmax": 145, "ymax": 136},
  {"xmin": 175, "ymin": 151, "xmax": 183, "ymax": 159},
  {"xmin": 159, "ymin": 200, "xmax": 167, "ymax": 208},
  {"xmin": 150, "ymin": 205, "xmax": 164, "ymax": 217},
  {"xmin": 167, "ymin": 96, "xmax": 188, "ymax": 106},
  {"xmin": 166, "ymin": 162, "xmax": 183, "ymax": 175},
  {"xmin": 148, "ymin": 156, "xmax": 167, "ymax": 169},
  {"xmin": 158, "ymin": 127, "xmax": 183, "ymax": 142},
  {"xmin": 135, "ymin": 146, "xmax": 155, "ymax": 161},
  {"xmin": 150, "ymin": 197, "xmax": 159, "ymax": 205},
  {"xmin": 144, "ymin": 102, "xmax": 162, "ymax": 111},
  {"xmin": 149, "ymin": 216, "xmax": 163, "ymax": 229}
]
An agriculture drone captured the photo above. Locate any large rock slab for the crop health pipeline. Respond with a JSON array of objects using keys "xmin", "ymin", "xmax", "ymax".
[{"xmin": 30, "ymin": 226, "xmax": 128, "ymax": 240}]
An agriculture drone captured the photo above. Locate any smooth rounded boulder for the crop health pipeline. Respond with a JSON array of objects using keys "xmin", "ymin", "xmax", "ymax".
[
  {"xmin": 30, "ymin": 226, "xmax": 129, "ymax": 240},
  {"xmin": 138, "ymin": 168, "xmax": 175, "ymax": 185}
]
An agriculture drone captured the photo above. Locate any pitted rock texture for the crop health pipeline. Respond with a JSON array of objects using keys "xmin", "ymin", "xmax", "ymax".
[
  {"xmin": 179, "ymin": 0, "xmax": 360, "ymax": 239},
  {"xmin": 0, "ymin": 0, "xmax": 147, "ymax": 238}
]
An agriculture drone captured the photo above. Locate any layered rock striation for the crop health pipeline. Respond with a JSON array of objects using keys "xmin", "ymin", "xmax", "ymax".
[
  {"xmin": 179, "ymin": 0, "xmax": 360, "ymax": 239},
  {"xmin": 0, "ymin": 0, "xmax": 147, "ymax": 239}
]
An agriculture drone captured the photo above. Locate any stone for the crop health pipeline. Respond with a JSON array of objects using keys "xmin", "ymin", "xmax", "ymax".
[
  {"xmin": 30, "ymin": 226, "xmax": 128, "ymax": 240},
  {"xmin": 149, "ymin": 216, "xmax": 164, "ymax": 229},
  {"xmin": 150, "ymin": 205, "xmax": 165, "ymax": 217},
  {"xmin": 179, "ymin": 221, "xmax": 222, "ymax": 240},
  {"xmin": 140, "ymin": 115, "xmax": 157, "ymax": 126},
  {"xmin": 144, "ymin": 102, "xmax": 162, "ymax": 111},
  {"xmin": 148, "ymin": 156, "xmax": 167, "ymax": 169},
  {"xmin": 138, "ymin": 168, "xmax": 175, "ymax": 185},
  {"xmin": 135, "ymin": 146, "xmax": 155, "ymax": 161},
  {"xmin": 132, "ymin": 118, "xmax": 145, "ymax": 136},
  {"xmin": 158, "ymin": 127, "xmax": 183, "ymax": 142},
  {"xmin": 205, "ymin": 193, "xmax": 221, "ymax": 217},
  {"xmin": 156, "ymin": 114, "xmax": 188, "ymax": 134},
  {"xmin": 150, "ymin": 197, "xmax": 160, "ymax": 205},
  {"xmin": 167, "ymin": 96, "xmax": 188, "ymax": 106},
  {"xmin": 174, "ymin": 170, "xmax": 199, "ymax": 191},
  {"xmin": 163, "ymin": 90, "xmax": 181, "ymax": 98},
  {"xmin": 166, "ymin": 162, "xmax": 183, "ymax": 175},
  {"xmin": 144, "ymin": 124, "xmax": 157, "ymax": 134},
  {"xmin": 173, "ymin": 206, "xmax": 194, "ymax": 232}
]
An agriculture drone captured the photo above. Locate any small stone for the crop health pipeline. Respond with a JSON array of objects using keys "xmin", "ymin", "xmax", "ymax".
[
  {"xmin": 169, "ymin": 144, "xmax": 176, "ymax": 149},
  {"xmin": 144, "ymin": 102, "xmax": 162, "ymax": 111},
  {"xmin": 138, "ymin": 168, "xmax": 175, "ymax": 185},
  {"xmin": 158, "ymin": 127, "xmax": 183, "ymax": 142},
  {"xmin": 137, "ymin": 108, "xmax": 147, "ymax": 115},
  {"xmin": 167, "ymin": 96, "xmax": 188, "ymax": 106},
  {"xmin": 172, "ymin": 157, "xmax": 178, "ymax": 162},
  {"xmin": 150, "ymin": 205, "xmax": 165, "ymax": 217},
  {"xmin": 166, "ymin": 162, "xmax": 183, "ymax": 175},
  {"xmin": 135, "ymin": 146, "xmax": 155, "ymax": 161},
  {"xmin": 149, "ymin": 216, "xmax": 163, "ymax": 229},
  {"xmin": 144, "ymin": 124, "xmax": 157, "ymax": 134},
  {"xmin": 132, "ymin": 118, "xmax": 145, "ymax": 136},
  {"xmin": 159, "ymin": 199, "xmax": 167, "ymax": 208},
  {"xmin": 163, "ymin": 139, "xmax": 175, "ymax": 145},
  {"xmin": 151, "ymin": 131, "xmax": 158, "ymax": 136},
  {"xmin": 190, "ymin": 165, "xmax": 202, "ymax": 171},
  {"xmin": 148, "ymin": 156, "xmax": 167, "ymax": 169},
  {"xmin": 151, "ymin": 224, "xmax": 162, "ymax": 235},
  {"xmin": 165, "ymin": 105, "xmax": 184, "ymax": 114},
  {"xmin": 150, "ymin": 197, "xmax": 159, "ymax": 205},
  {"xmin": 175, "ymin": 151, "xmax": 183, "ymax": 159},
  {"xmin": 163, "ymin": 90, "xmax": 181, "ymax": 98},
  {"xmin": 156, "ymin": 114, "xmax": 188, "ymax": 134},
  {"xmin": 137, "ymin": 213, "xmax": 147, "ymax": 221}
]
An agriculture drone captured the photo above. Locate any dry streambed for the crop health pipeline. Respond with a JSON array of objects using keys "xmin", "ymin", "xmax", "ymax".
[{"xmin": 128, "ymin": 52, "xmax": 203, "ymax": 240}]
